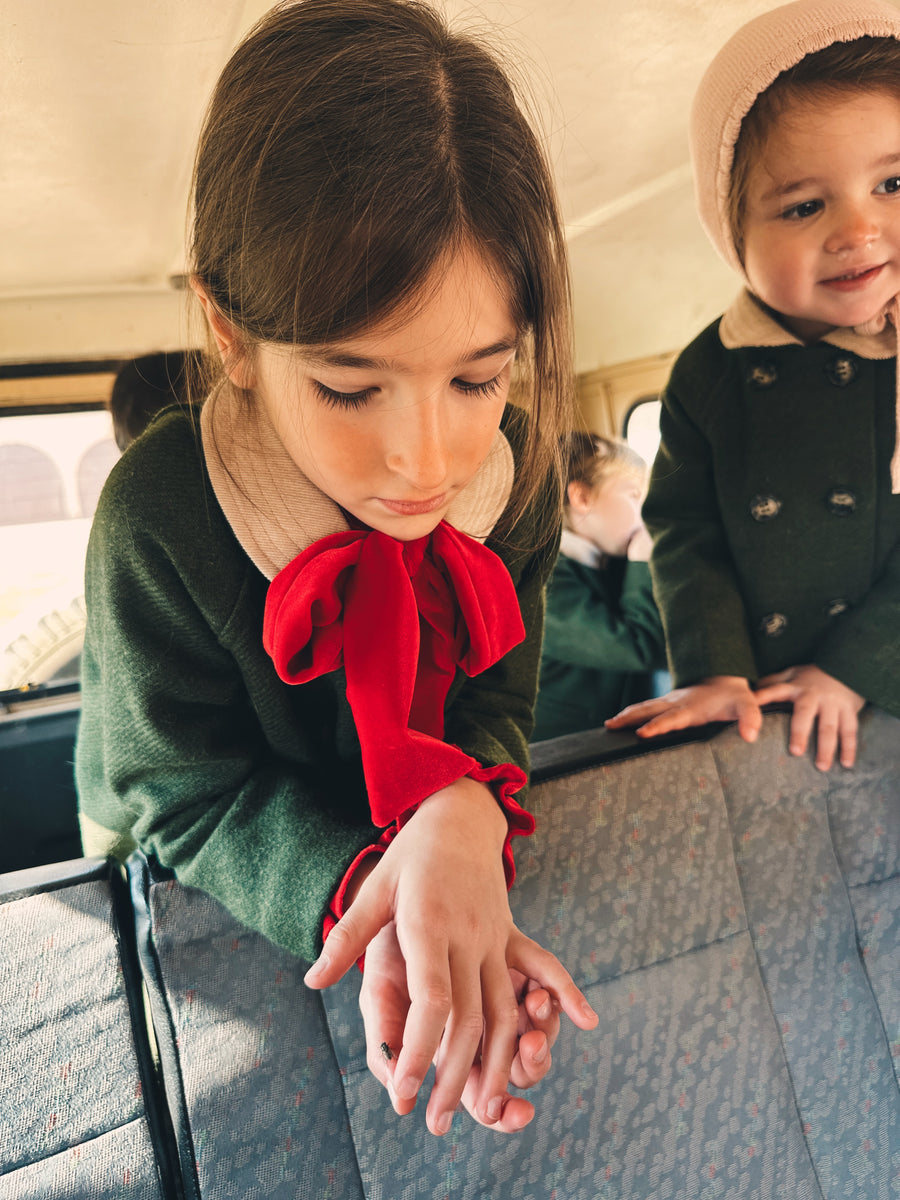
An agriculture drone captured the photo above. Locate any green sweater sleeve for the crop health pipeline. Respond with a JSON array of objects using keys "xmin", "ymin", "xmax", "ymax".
[
  {"xmin": 644, "ymin": 355, "xmax": 759, "ymax": 686},
  {"xmin": 542, "ymin": 559, "xmax": 666, "ymax": 673},
  {"xmin": 77, "ymin": 416, "xmax": 375, "ymax": 964}
]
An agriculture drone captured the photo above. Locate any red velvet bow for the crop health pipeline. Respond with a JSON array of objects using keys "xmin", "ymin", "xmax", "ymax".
[{"xmin": 263, "ymin": 521, "xmax": 526, "ymax": 827}]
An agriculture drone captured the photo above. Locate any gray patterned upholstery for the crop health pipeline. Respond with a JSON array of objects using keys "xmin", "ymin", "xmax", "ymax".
[
  {"xmin": 129, "ymin": 709, "xmax": 900, "ymax": 1199},
  {"xmin": 0, "ymin": 862, "xmax": 166, "ymax": 1200},
  {"xmin": 2, "ymin": 709, "xmax": 898, "ymax": 1198}
]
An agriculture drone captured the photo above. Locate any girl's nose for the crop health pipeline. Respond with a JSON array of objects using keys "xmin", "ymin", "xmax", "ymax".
[
  {"xmin": 385, "ymin": 398, "xmax": 449, "ymax": 491},
  {"xmin": 824, "ymin": 205, "xmax": 879, "ymax": 255}
]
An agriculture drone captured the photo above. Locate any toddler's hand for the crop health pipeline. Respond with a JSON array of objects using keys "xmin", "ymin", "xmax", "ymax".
[
  {"xmin": 303, "ymin": 777, "xmax": 597, "ymax": 1136},
  {"xmin": 754, "ymin": 664, "xmax": 864, "ymax": 770},
  {"xmin": 626, "ymin": 524, "xmax": 654, "ymax": 562},
  {"xmin": 605, "ymin": 675, "xmax": 762, "ymax": 744}
]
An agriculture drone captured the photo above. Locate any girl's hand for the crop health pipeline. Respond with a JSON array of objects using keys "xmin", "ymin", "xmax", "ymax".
[
  {"xmin": 754, "ymin": 664, "xmax": 865, "ymax": 770},
  {"xmin": 605, "ymin": 675, "xmax": 763, "ymax": 744},
  {"xmin": 303, "ymin": 777, "xmax": 597, "ymax": 1136}
]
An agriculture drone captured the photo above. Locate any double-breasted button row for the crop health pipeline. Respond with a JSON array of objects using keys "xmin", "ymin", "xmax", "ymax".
[
  {"xmin": 760, "ymin": 601, "xmax": 849, "ymax": 637},
  {"xmin": 750, "ymin": 488, "xmax": 858, "ymax": 520},
  {"xmin": 746, "ymin": 353, "xmax": 859, "ymax": 391}
]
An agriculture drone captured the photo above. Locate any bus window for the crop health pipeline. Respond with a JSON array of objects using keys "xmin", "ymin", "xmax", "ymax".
[
  {"xmin": 0, "ymin": 408, "xmax": 119, "ymax": 691},
  {"xmin": 623, "ymin": 396, "xmax": 662, "ymax": 465}
]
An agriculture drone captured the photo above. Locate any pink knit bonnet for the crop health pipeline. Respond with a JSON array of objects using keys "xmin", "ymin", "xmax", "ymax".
[{"xmin": 690, "ymin": 0, "xmax": 900, "ymax": 277}]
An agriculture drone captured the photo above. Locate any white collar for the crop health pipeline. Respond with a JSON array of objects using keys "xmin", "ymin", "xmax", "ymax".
[
  {"xmin": 200, "ymin": 383, "xmax": 515, "ymax": 580},
  {"xmin": 559, "ymin": 528, "xmax": 603, "ymax": 568}
]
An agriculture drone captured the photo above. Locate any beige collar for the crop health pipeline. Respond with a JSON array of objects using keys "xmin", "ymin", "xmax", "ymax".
[
  {"xmin": 200, "ymin": 384, "xmax": 515, "ymax": 580},
  {"xmin": 720, "ymin": 289, "xmax": 896, "ymax": 359}
]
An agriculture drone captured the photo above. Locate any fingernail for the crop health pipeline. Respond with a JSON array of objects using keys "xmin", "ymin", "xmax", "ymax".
[
  {"xmin": 487, "ymin": 1096, "xmax": 504, "ymax": 1121},
  {"xmin": 303, "ymin": 954, "xmax": 329, "ymax": 982},
  {"xmin": 436, "ymin": 1111, "xmax": 453, "ymax": 1135},
  {"xmin": 532, "ymin": 1040, "xmax": 548, "ymax": 1064},
  {"xmin": 396, "ymin": 1075, "xmax": 421, "ymax": 1101},
  {"xmin": 536, "ymin": 1000, "xmax": 552, "ymax": 1020},
  {"xmin": 582, "ymin": 1001, "xmax": 598, "ymax": 1022}
]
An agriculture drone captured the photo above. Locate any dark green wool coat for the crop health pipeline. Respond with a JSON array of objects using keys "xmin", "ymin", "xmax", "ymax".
[
  {"xmin": 75, "ymin": 404, "xmax": 556, "ymax": 964},
  {"xmin": 533, "ymin": 555, "xmax": 666, "ymax": 741},
  {"xmin": 645, "ymin": 317, "xmax": 900, "ymax": 714}
]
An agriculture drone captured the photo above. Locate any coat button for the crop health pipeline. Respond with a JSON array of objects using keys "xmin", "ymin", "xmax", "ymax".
[
  {"xmin": 750, "ymin": 493, "xmax": 782, "ymax": 521},
  {"xmin": 760, "ymin": 612, "xmax": 788, "ymax": 637},
  {"xmin": 824, "ymin": 598, "xmax": 850, "ymax": 617},
  {"xmin": 824, "ymin": 355, "xmax": 858, "ymax": 386},
  {"xmin": 748, "ymin": 363, "xmax": 777, "ymax": 388},
  {"xmin": 826, "ymin": 487, "xmax": 857, "ymax": 515}
]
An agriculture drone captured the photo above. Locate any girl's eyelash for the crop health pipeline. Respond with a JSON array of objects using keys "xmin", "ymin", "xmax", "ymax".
[
  {"xmin": 312, "ymin": 374, "xmax": 504, "ymax": 407},
  {"xmin": 453, "ymin": 374, "xmax": 503, "ymax": 398},
  {"xmin": 312, "ymin": 381, "xmax": 374, "ymax": 409}
]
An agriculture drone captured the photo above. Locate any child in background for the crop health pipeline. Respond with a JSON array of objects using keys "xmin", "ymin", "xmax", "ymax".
[
  {"xmin": 109, "ymin": 350, "xmax": 199, "ymax": 450},
  {"xmin": 608, "ymin": 0, "xmax": 900, "ymax": 771},
  {"xmin": 533, "ymin": 433, "xmax": 667, "ymax": 741},
  {"xmin": 76, "ymin": 0, "xmax": 598, "ymax": 1138}
]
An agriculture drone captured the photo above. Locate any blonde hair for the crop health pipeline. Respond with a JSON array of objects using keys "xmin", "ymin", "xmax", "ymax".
[
  {"xmin": 190, "ymin": 0, "xmax": 573, "ymax": 541},
  {"xmin": 562, "ymin": 432, "xmax": 646, "ymax": 528}
]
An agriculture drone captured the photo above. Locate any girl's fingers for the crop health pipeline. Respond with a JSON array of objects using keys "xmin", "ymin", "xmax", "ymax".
[
  {"xmin": 814, "ymin": 712, "xmax": 839, "ymax": 772},
  {"xmin": 508, "ymin": 931, "xmax": 597, "ymax": 1032},
  {"xmin": 509, "ymin": 1027, "xmax": 551, "ymax": 1090},
  {"xmin": 471, "ymin": 958, "xmax": 520, "ymax": 1125},
  {"xmin": 303, "ymin": 883, "xmax": 391, "ymax": 989},
  {"xmin": 735, "ymin": 694, "xmax": 763, "ymax": 744},
  {"xmin": 423, "ymin": 959, "xmax": 487, "ymax": 1136}
]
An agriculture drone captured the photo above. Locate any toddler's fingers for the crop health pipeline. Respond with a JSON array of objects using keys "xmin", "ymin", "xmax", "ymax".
[
  {"xmin": 814, "ymin": 713, "xmax": 839, "ymax": 772},
  {"xmin": 838, "ymin": 711, "xmax": 859, "ymax": 769},
  {"xmin": 605, "ymin": 698, "xmax": 672, "ymax": 728},
  {"xmin": 788, "ymin": 698, "xmax": 816, "ymax": 761}
]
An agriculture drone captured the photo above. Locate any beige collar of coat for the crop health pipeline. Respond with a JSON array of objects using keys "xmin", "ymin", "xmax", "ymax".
[
  {"xmin": 200, "ymin": 383, "xmax": 515, "ymax": 581},
  {"xmin": 720, "ymin": 289, "xmax": 896, "ymax": 360}
]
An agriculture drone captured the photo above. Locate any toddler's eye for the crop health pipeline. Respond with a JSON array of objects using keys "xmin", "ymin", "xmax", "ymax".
[
  {"xmin": 780, "ymin": 199, "xmax": 823, "ymax": 221},
  {"xmin": 453, "ymin": 374, "xmax": 503, "ymax": 398},
  {"xmin": 313, "ymin": 381, "xmax": 374, "ymax": 409},
  {"xmin": 875, "ymin": 175, "xmax": 900, "ymax": 195}
]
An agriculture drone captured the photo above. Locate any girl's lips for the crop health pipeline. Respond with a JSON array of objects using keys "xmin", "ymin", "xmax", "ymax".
[
  {"xmin": 378, "ymin": 493, "xmax": 448, "ymax": 516},
  {"xmin": 821, "ymin": 263, "xmax": 885, "ymax": 291}
]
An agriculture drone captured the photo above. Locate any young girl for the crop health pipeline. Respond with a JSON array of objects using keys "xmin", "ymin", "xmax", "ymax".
[
  {"xmin": 533, "ymin": 433, "xmax": 667, "ymax": 741},
  {"xmin": 75, "ymin": 0, "xmax": 597, "ymax": 1138},
  {"xmin": 608, "ymin": 0, "xmax": 900, "ymax": 773}
]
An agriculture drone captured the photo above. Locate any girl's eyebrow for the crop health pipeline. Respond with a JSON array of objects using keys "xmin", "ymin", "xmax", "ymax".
[{"xmin": 304, "ymin": 337, "xmax": 520, "ymax": 373}]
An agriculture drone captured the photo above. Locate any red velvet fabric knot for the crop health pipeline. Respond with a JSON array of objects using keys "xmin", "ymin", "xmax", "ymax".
[{"xmin": 263, "ymin": 521, "xmax": 526, "ymax": 827}]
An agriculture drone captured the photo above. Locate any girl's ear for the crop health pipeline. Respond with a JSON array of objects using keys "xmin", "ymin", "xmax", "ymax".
[
  {"xmin": 566, "ymin": 479, "xmax": 592, "ymax": 514},
  {"xmin": 190, "ymin": 278, "xmax": 256, "ymax": 389}
]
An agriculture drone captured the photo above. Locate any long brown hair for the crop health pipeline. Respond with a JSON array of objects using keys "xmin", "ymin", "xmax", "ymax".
[{"xmin": 190, "ymin": 0, "xmax": 573, "ymax": 539}]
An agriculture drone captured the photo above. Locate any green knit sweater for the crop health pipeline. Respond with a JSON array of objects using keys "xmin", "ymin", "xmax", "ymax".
[{"xmin": 75, "ymin": 404, "xmax": 556, "ymax": 963}]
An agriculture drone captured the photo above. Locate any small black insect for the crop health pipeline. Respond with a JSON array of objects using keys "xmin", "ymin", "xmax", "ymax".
[{"xmin": 380, "ymin": 1041, "xmax": 394, "ymax": 1061}]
